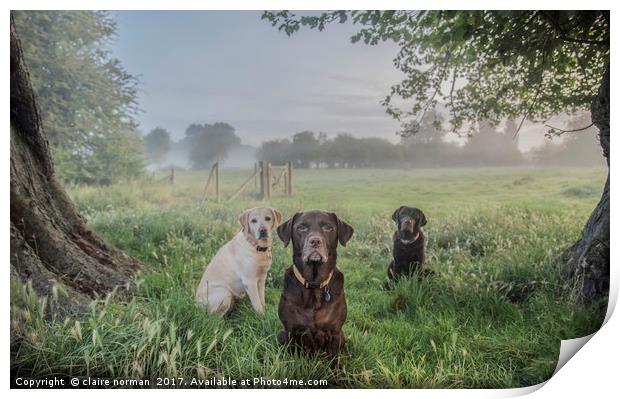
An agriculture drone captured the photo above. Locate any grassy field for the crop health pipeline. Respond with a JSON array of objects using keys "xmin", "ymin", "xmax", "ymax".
[{"xmin": 11, "ymin": 166, "xmax": 608, "ymax": 388}]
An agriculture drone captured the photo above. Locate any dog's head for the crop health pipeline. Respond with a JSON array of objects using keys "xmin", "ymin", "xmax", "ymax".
[
  {"xmin": 277, "ymin": 210, "xmax": 353, "ymax": 271},
  {"xmin": 239, "ymin": 207, "xmax": 283, "ymax": 248},
  {"xmin": 392, "ymin": 206, "xmax": 426, "ymax": 238}
]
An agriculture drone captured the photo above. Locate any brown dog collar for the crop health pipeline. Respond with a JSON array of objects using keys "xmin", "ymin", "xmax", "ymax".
[{"xmin": 292, "ymin": 265, "xmax": 333, "ymax": 289}]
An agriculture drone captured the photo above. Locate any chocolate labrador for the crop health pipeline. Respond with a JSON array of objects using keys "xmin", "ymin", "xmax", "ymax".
[
  {"xmin": 276, "ymin": 210, "xmax": 354, "ymax": 367},
  {"xmin": 387, "ymin": 205, "xmax": 432, "ymax": 283}
]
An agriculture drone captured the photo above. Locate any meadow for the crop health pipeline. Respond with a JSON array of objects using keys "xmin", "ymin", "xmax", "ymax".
[{"xmin": 10, "ymin": 166, "xmax": 608, "ymax": 388}]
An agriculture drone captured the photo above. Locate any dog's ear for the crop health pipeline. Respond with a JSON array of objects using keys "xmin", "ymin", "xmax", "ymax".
[
  {"xmin": 238, "ymin": 209, "xmax": 252, "ymax": 231},
  {"xmin": 277, "ymin": 213, "xmax": 299, "ymax": 247},
  {"xmin": 331, "ymin": 213, "xmax": 354, "ymax": 247},
  {"xmin": 392, "ymin": 206, "xmax": 405, "ymax": 223},
  {"xmin": 416, "ymin": 209, "xmax": 427, "ymax": 227},
  {"xmin": 270, "ymin": 207, "xmax": 283, "ymax": 227}
]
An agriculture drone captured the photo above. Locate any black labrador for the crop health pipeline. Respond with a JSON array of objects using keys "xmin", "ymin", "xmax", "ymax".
[{"xmin": 387, "ymin": 205, "xmax": 432, "ymax": 283}]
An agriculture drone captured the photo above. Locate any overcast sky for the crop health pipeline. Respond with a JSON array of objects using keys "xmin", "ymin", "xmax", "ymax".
[{"xmin": 111, "ymin": 10, "xmax": 548, "ymax": 150}]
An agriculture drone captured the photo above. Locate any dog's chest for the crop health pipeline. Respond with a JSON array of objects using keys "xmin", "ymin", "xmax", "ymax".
[
  {"xmin": 292, "ymin": 290, "xmax": 342, "ymax": 329},
  {"xmin": 393, "ymin": 237, "xmax": 423, "ymax": 259},
  {"xmin": 238, "ymin": 247, "xmax": 271, "ymax": 267},
  {"xmin": 253, "ymin": 251, "xmax": 272, "ymax": 272}
]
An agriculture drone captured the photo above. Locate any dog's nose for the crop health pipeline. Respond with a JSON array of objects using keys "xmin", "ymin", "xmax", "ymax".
[
  {"xmin": 258, "ymin": 228, "xmax": 268, "ymax": 238},
  {"xmin": 403, "ymin": 219, "xmax": 412, "ymax": 225},
  {"xmin": 308, "ymin": 236, "xmax": 322, "ymax": 247}
]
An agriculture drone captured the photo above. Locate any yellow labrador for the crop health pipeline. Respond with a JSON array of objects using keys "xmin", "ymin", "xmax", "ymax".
[{"xmin": 196, "ymin": 207, "xmax": 283, "ymax": 316}]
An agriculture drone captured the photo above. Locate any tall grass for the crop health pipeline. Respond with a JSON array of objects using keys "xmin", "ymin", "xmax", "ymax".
[{"xmin": 11, "ymin": 167, "xmax": 607, "ymax": 388}]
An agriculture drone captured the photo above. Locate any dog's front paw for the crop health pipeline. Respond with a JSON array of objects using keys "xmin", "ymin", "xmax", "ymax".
[{"xmin": 277, "ymin": 330, "xmax": 289, "ymax": 346}]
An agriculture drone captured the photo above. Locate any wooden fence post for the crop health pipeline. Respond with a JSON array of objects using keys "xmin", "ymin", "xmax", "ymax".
[
  {"xmin": 200, "ymin": 163, "xmax": 216, "ymax": 204},
  {"xmin": 254, "ymin": 162, "xmax": 258, "ymax": 189},
  {"xmin": 266, "ymin": 162, "xmax": 272, "ymax": 200},
  {"xmin": 214, "ymin": 162, "xmax": 220, "ymax": 203},
  {"xmin": 170, "ymin": 167, "xmax": 175, "ymax": 185},
  {"xmin": 260, "ymin": 162, "xmax": 264, "ymax": 198},
  {"xmin": 286, "ymin": 161, "xmax": 293, "ymax": 197},
  {"xmin": 255, "ymin": 161, "xmax": 292, "ymax": 200},
  {"xmin": 260, "ymin": 161, "xmax": 270, "ymax": 200}
]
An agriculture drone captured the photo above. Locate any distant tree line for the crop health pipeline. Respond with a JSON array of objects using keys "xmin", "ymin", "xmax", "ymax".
[
  {"xmin": 258, "ymin": 112, "xmax": 518, "ymax": 168},
  {"xmin": 257, "ymin": 112, "xmax": 602, "ymax": 169}
]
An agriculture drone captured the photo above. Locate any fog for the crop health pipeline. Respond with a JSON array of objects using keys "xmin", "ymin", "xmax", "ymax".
[{"xmin": 105, "ymin": 11, "xmax": 605, "ymax": 171}]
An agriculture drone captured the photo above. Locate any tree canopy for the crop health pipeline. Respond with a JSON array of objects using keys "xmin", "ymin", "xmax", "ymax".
[
  {"xmin": 13, "ymin": 11, "xmax": 144, "ymax": 184},
  {"xmin": 187, "ymin": 123, "xmax": 241, "ymax": 169},
  {"xmin": 144, "ymin": 127, "xmax": 171, "ymax": 167},
  {"xmin": 263, "ymin": 11, "xmax": 609, "ymax": 135}
]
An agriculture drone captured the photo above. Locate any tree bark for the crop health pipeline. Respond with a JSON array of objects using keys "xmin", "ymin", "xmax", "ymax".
[
  {"xmin": 562, "ymin": 63, "xmax": 610, "ymax": 304},
  {"xmin": 10, "ymin": 15, "xmax": 141, "ymax": 312}
]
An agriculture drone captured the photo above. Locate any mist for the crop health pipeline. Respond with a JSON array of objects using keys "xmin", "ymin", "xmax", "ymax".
[{"xmin": 112, "ymin": 11, "xmax": 603, "ymax": 172}]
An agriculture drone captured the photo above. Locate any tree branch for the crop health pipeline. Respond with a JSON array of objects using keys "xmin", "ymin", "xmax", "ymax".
[
  {"xmin": 544, "ymin": 122, "xmax": 595, "ymax": 134},
  {"xmin": 514, "ymin": 36, "xmax": 550, "ymax": 138}
]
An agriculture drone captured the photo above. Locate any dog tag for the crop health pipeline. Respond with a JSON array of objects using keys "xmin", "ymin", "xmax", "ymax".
[{"xmin": 323, "ymin": 288, "xmax": 331, "ymax": 303}]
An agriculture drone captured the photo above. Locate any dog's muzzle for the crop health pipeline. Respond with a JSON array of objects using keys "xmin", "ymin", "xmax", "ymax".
[
  {"xmin": 400, "ymin": 218, "xmax": 415, "ymax": 233},
  {"xmin": 303, "ymin": 235, "xmax": 328, "ymax": 264}
]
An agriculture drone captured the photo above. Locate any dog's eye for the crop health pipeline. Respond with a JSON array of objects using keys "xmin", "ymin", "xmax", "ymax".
[
  {"xmin": 251, "ymin": 218, "xmax": 257, "ymax": 223},
  {"xmin": 323, "ymin": 225, "xmax": 334, "ymax": 232},
  {"xmin": 296, "ymin": 225, "xmax": 308, "ymax": 231},
  {"xmin": 265, "ymin": 216, "xmax": 271, "ymax": 222}
]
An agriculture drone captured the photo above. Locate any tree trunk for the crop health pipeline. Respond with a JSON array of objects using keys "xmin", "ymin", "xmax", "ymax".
[
  {"xmin": 562, "ymin": 63, "xmax": 610, "ymax": 304},
  {"xmin": 10, "ymin": 15, "xmax": 141, "ymax": 313}
]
